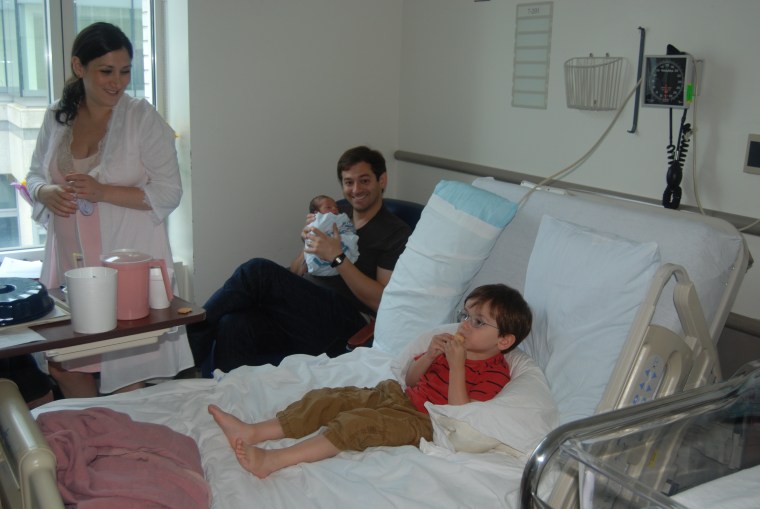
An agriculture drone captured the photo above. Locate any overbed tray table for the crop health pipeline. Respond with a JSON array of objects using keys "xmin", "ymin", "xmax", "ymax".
[{"xmin": 0, "ymin": 288, "xmax": 205, "ymax": 360}]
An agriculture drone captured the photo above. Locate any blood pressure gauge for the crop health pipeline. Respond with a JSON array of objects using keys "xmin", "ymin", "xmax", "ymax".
[{"xmin": 643, "ymin": 55, "xmax": 694, "ymax": 109}]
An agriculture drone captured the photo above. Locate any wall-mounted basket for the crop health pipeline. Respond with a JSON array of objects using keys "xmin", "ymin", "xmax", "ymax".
[{"xmin": 564, "ymin": 55, "xmax": 623, "ymax": 111}]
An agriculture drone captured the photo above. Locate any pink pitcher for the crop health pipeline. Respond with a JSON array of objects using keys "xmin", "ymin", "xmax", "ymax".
[{"xmin": 100, "ymin": 249, "xmax": 173, "ymax": 320}]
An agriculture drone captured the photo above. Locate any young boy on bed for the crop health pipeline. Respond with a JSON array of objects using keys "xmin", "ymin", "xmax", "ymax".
[{"xmin": 209, "ymin": 283, "xmax": 532, "ymax": 478}]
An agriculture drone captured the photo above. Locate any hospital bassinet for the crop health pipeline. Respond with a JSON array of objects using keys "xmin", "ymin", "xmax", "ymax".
[{"xmin": 522, "ymin": 360, "xmax": 760, "ymax": 509}]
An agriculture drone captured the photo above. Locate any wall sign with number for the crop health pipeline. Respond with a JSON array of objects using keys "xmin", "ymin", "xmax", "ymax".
[{"xmin": 512, "ymin": 2, "xmax": 553, "ymax": 109}]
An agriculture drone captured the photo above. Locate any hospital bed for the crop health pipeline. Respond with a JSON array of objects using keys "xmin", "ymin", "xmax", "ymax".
[{"xmin": 0, "ymin": 177, "xmax": 751, "ymax": 508}]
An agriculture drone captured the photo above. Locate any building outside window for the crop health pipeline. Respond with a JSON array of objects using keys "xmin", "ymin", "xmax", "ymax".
[{"xmin": 0, "ymin": 0, "xmax": 156, "ymax": 258}]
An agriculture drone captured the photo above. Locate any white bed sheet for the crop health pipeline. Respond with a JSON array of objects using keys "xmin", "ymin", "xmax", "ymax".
[
  {"xmin": 34, "ymin": 347, "xmax": 528, "ymax": 509},
  {"xmin": 670, "ymin": 464, "xmax": 760, "ymax": 509}
]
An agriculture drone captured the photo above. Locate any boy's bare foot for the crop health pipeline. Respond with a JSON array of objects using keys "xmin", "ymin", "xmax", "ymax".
[
  {"xmin": 208, "ymin": 404, "xmax": 257, "ymax": 448},
  {"xmin": 235, "ymin": 438, "xmax": 274, "ymax": 478}
]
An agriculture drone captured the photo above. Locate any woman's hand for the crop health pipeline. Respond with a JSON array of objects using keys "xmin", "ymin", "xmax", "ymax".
[
  {"xmin": 36, "ymin": 183, "xmax": 78, "ymax": 217},
  {"xmin": 65, "ymin": 173, "xmax": 105, "ymax": 203}
]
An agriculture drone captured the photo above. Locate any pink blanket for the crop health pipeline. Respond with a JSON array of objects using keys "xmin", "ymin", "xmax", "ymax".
[{"xmin": 37, "ymin": 407, "xmax": 210, "ymax": 509}]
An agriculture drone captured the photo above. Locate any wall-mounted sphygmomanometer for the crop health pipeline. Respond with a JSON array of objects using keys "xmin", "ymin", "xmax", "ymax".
[
  {"xmin": 643, "ymin": 53, "xmax": 694, "ymax": 109},
  {"xmin": 643, "ymin": 45, "xmax": 696, "ymax": 209}
]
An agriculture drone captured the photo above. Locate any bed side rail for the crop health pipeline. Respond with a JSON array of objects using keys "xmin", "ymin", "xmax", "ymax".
[
  {"xmin": 601, "ymin": 263, "xmax": 720, "ymax": 414},
  {"xmin": 529, "ymin": 263, "xmax": 722, "ymax": 508},
  {"xmin": 0, "ymin": 379, "xmax": 63, "ymax": 509}
]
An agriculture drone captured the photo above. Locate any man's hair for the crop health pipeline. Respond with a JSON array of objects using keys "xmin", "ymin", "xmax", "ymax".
[
  {"xmin": 336, "ymin": 146, "xmax": 386, "ymax": 181},
  {"xmin": 309, "ymin": 195, "xmax": 333, "ymax": 214},
  {"xmin": 464, "ymin": 284, "xmax": 532, "ymax": 353}
]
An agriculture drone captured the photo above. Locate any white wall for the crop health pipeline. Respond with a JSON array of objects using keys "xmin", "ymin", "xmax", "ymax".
[
  {"xmin": 169, "ymin": 0, "xmax": 758, "ymax": 320},
  {"xmin": 180, "ymin": 0, "xmax": 403, "ymax": 302},
  {"xmin": 394, "ymin": 0, "xmax": 760, "ymax": 319}
]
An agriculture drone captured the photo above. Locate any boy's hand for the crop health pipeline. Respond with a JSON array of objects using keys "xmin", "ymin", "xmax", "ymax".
[
  {"xmin": 442, "ymin": 333, "xmax": 468, "ymax": 405},
  {"xmin": 407, "ymin": 333, "xmax": 450, "ymax": 387},
  {"xmin": 427, "ymin": 334, "xmax": 449, "ymax": 358},
  {"xmin": 444, "ymin": 336, "xmax": 466, "ymax": 366}
]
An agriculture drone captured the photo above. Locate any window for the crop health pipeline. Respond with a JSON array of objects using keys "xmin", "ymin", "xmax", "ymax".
[
  {"xmin": 0, "ymin": 174, "xmax": 21, "ymax": 248},
  {"xmin": 0, "ymin": 0, "xmax": 156, "ymax": 256}
]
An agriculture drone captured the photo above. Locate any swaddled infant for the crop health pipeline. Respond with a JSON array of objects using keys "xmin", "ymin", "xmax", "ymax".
[{"xmin": 305, "ymin": 195, "xmax": 359, "ymax": 277}]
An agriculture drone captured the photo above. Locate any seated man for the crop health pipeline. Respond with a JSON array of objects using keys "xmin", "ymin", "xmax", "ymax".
[{"xmin": 188, "ymin": 146, "xmax": 411, "ymax": 372}]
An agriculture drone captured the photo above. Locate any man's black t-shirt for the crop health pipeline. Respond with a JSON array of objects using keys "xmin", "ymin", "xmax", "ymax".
[{"xmin": 305, "ymin": 204, "xmax": 411, "ymax": 315}]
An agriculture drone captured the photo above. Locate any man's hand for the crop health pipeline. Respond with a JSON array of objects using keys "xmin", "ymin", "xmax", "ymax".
[{"xmin": 304, "ymin": 224, "xmax": 343, "ymax": 262}]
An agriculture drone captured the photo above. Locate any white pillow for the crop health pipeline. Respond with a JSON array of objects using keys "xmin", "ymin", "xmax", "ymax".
[
  {"xmin": 393, "ymin": 324, "xmax": 559, "ymax": 456},
  {"xmin": 373, "ymin": 180, "xmax": 518, "ymax": 355},
  {"xmin": 523, "ymin": 215, "xmax": 661, "ymax": 425}
]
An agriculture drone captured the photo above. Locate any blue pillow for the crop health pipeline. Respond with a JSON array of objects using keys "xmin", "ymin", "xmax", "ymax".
[
  {"xmin": 432, "ymin": 180, "xmax": 519, "ymax": 227},
  {"xmin": 373, "ymin": 180, "xmax": 518, "ymax": 355}
]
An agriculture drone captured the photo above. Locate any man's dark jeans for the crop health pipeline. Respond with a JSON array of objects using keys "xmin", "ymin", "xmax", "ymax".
[{"xmin": 187, "ymin": 258, "xmax": 367, "ymax": 372}]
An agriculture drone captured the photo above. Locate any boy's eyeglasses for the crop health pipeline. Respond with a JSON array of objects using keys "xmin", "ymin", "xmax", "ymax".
[{"xmin": 456, "ymin": 310, "xmax": 498, "ymax": 330}]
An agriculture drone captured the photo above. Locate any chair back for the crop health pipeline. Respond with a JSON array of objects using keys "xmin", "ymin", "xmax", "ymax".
[{"xmin": 337, "ymin": 198, "xmax": 424, "ymax": 231}]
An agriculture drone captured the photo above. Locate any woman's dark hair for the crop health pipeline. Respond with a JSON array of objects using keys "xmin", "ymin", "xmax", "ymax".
[{"xmin": 54, "ymin": 22, "xmax": 133, "ymax": 125}]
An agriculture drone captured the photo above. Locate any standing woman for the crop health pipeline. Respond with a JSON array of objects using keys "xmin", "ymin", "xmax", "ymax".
[{"xmin": 25, "ymin": 22, "xmax": 193, "ymax": 398}]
